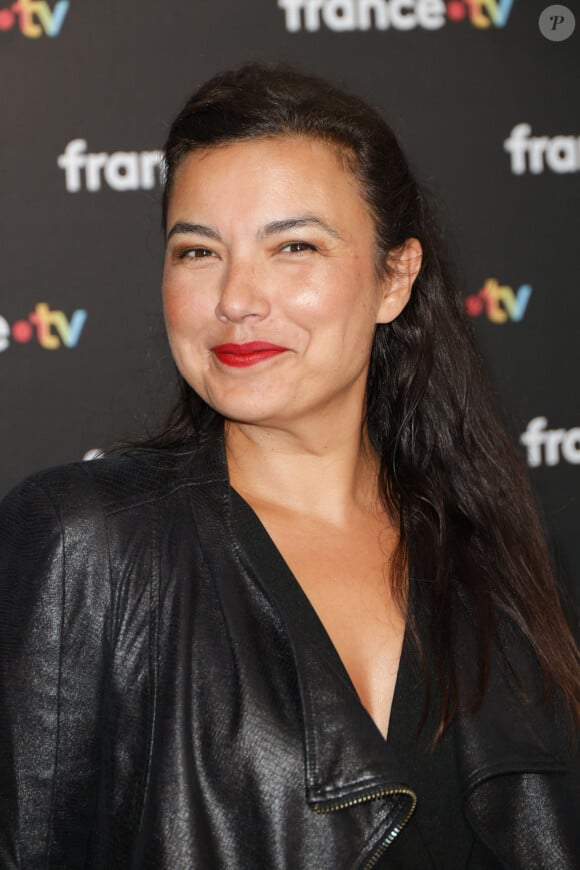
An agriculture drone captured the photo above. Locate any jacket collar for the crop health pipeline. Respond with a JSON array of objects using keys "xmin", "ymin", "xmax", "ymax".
[
  {"xmin": 182, "ymin": 435, "xmax": 415, "ymax": 823},
  {"xmin": 181, "ymin": 434, "xmax": 567, "ymax": 806},
  {"xmin": 258, "ymin": 560, "xmax": 413, "ymax": 811}
]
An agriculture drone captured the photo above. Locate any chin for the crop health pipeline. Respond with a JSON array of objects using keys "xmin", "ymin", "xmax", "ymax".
[
  {"xmin": 216, "ymin": 404, "xmax": 285, "ymax": 428},
  {"xmin": 200, "ymin": 380, "xmax": 291, "ymax": 426},
  {"xmin": 179, "ymin": 376, "xmax": 270, "ymax": 418}
]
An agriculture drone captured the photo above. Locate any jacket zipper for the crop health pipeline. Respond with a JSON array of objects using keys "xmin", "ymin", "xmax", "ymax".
[{"xmin": 313, "ymin": 786, "xmax": 417, "ymax": 869}]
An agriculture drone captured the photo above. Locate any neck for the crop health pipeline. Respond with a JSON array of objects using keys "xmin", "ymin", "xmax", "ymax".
[{"xmin": 224, "ymin": 418, "xmax": 383, "ymax": 524}]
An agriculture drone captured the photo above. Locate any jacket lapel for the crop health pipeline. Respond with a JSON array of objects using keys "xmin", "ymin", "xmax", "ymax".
[{"xmin": 187, "ymin": 436, "xmax": 418, "ymax": 864}]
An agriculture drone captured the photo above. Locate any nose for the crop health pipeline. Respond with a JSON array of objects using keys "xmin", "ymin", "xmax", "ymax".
[{"xmin": 215, "ymin": 259, "xmax": 270, "ymax": 323}]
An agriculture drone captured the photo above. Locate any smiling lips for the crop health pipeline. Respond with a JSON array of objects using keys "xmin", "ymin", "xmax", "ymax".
[{"xmin": 211, "ymin": 342, "xmax": 288, "ymax": 368}]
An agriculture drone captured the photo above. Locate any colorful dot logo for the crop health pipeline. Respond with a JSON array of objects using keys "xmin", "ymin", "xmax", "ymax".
[
  {"xmin": 446, "ymin": 0, "xmax": 514, "ymax": 28},
  {"xmin": 465, "ymin": 279, "xmax": 532, "ymax": 323},
  {"xmin": 0, "ymin": 1, "xmax": 70, "ymax": 38},
  {"xmin": 446, "ymin": 2, "xmax": 466, "ymax": 21},
  {"xmin": 0, "ymin": 303, "xmax": 88, "ymax": 352}
]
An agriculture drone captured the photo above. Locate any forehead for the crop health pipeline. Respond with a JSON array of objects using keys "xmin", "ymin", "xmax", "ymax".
[{"xmin": 167, "ymin": 135, "xmax": 371, "ymax": 227}]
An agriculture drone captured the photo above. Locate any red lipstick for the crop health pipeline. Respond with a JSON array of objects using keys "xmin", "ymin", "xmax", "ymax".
[{"xmin": 211, "ymin": 342, "xmax": 288, "ymax": 368}]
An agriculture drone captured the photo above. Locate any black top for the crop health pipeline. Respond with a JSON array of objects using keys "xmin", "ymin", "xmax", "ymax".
[
  {"xmin": 230, "ymin": 487, "xmax": 501, "ymax": 869},
  {"xmin": 384, "ymin": 628, "xmax": 473, "ymax": 867}
]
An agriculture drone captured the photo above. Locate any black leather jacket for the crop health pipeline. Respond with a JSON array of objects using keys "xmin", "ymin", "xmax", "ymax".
[{"xmin": 0, "ymin": 437, "xmax": 578, "ymax": 869}]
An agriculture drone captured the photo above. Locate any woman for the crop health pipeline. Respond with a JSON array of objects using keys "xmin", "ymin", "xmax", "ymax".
[{"xmin": 0, "ymin": 64, "xmax": 578, "ymax": 869}]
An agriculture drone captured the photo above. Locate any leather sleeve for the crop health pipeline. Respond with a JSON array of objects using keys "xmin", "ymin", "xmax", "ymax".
[
  {"xmin": 0, "ymin": 467, "xmax": 111, "ymax": 869},
  {"xmin": 465, "ymin": 764, "xmax": 580, "ymax": 869}
]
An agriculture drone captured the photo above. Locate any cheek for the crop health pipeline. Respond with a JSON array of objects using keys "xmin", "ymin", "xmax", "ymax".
[
  {"xmin": 163, "ymin": 289, "xmax": 188, "ymax": 334},
  {"xmin": 163, "ymin": 280, "xmax": 208, "ymax": 340},
  {"xmin": 287, "ymin": 286, "xmax": 328, "ymax": 317},
  {"xmin": 283, "ymin": 263, "xmax": 356, "ymax": 317},
  {"xmin": 290, "ymin": 263, "xmax": 375, "ymax": 329},
  {"xmin": 162, "ymin": 297, "xmax": 209, "ymax": 392}
]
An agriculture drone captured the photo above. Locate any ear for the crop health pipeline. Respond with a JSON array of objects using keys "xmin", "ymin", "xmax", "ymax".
[{"xmin": 376, "ymin": 238, "xmax": 422, "ymax": 324}]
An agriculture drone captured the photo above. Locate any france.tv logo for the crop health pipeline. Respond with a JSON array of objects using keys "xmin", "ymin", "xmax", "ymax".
[
  {"xmin": 278, "ymin": 0, "xmax": 513, "ymax": 33},
  {"xmin": 465, "ymin": 279, "xmax": 532, "ymax": 323},
  {"xmin": 0, "ymin": 1, "xmax": 69, "ymax": 38},
  {"xmin": 0, "ymin": 303, "xmax": 87, "ymax": 352},
  {"xmin": 446, "ymin": 0, "xmax": 513, "ymax": 28}
]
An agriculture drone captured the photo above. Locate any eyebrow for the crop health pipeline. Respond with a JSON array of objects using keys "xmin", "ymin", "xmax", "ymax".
[
  {"xmin": 258, "ymin": 216, "xmax": 342, "ymax": 240},
  {"xmin": 166, "ymin": 215, "xmax": 342, "ymax": 244},
  {"xmin": 166, "ymin": 222, "xmax": 222, "ymax": 243}
]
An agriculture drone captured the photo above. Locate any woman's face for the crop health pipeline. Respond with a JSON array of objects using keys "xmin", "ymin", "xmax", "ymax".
[{"xmin": 163, "ymin": 135, "xmax": 415, "ymax": 431}]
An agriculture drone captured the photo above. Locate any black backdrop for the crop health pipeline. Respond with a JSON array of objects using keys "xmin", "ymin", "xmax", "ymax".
[{"xmin": 1, "ymin": 0, "xmax": 578, "ymax": 602}]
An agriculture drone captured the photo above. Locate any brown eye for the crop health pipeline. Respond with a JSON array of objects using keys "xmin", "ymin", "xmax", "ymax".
[
  {"xmin": 280, "ymin": 241, "xmax": 317, "ymax": 254},
  {"xmin": 179, "ymin": 247, "xmax": 217, "ymax": 259}
]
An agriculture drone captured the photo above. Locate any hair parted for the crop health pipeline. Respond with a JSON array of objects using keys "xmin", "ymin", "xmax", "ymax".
[{"xmin": 147, "ymin": 63, "xmax": 579, "ymax": 739}]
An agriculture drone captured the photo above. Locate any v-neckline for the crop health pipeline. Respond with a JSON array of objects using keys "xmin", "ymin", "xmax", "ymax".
[
  {"xmin": 228, "ymin": 485, "xmax": 409, "ymax": 744},
  {"xmin": 223, "ymin": 483, "xmax": 480, "ymax": 867}
]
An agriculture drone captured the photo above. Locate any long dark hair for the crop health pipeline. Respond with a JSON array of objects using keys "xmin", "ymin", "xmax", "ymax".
[{"xmin": 147, "ymin": 64, "xmax": 579, "ymax": 738}]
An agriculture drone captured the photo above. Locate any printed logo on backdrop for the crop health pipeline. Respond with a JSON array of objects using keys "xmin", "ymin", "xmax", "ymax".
[
  {"xmin": 0, "ymin": 0, "xmax": 69, "ymax": 38},
  {"xmin": 465, "ymin": 279, "xmax": 532, "ymax": 323},
  {"xmin": 58, "ymin": 140, "xmax": 164, "ymax": 193},
  {"xmin": 504, "ymin": 125, "xmax": 580, "ymax": 175},
  {"xmin": 278, "ymin": 0, "xmax": 514, "ymax": 33},
  {"xmin": 521, "ymin": 418, "xmax": 580, "ymax": 468},
  {"xmin": 0, "ymin": 303, "xmax": 87, "ymax": 352}
]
